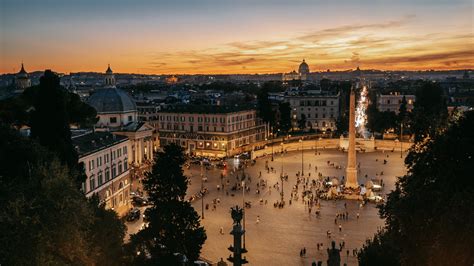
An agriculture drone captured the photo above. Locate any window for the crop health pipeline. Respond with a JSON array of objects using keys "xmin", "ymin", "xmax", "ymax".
[
  {"xmin": 128, "ymin": 115, "xmax": 132, "ymax": 121},
  {"xmin": 105, "ymin": 168, "xmax": 110, "ymax": 181},
  {"xmin": 118, "ymin": 161, "xmax": 123, "ymax": 174},
  {"xmin": 98, "ymin": 172, "xmax": 103, "ymax": 186},
  {"xmin": 90, "ymin": 177, "xmax": 96, "ymax": 191},
  {"xmin": 124, "ymin": 159, "xmax": 128, "ymax": 171},
  {"xmin": 123, "ymin": 146, "xmax": 127, "ymax": 155},
  {"xmin": 110, "ymin": 117, "xmax": 117, "ymax": 123},
  {"xmin": 112, "ymin": 165, "xmax": 117, "ymax": 178},
  {"xmin": 198, "ymin": 125, "xmax": 203, "ymax": 131}
]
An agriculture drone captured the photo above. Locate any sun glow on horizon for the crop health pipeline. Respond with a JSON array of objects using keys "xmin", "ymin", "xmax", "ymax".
[{"xmin": 1, "ymin": 0, "xmax": 472, "ymax": 74}]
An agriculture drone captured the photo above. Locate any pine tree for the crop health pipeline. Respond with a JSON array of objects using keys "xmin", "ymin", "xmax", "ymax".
[{"xmin": 128, "ymin": 144, "xmax": 206, "ymax": 264}]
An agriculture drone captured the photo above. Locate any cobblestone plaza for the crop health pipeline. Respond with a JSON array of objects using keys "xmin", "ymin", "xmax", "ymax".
[{"xmin": 186, "ymin": 148, "xmax": 407, "ymax": 265}]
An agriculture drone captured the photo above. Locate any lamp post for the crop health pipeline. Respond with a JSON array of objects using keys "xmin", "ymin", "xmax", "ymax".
[
  {"xmin": 280, "ymin": 171, "xmax": 284, "ymax": 203},
  {"xmin": 300, "ymin": 138, "xmax": 304, "ymax": 176},
  {"xmin": 400, "ymin": 123, "xmax": 403, "ymax": 158},
  {"xmin": 242, "ymin": 180, "xmax": 246, "ymax": 249},
  {"xmin": 271, "ymin": 133, "xmax": 274, "ymax": 162},
  {"xmin": 315, "ymin": 136, "xmax": 318, "ymax": 155},
  {"xmin": 200, "ymin": 160, "xmax": 204, "ymax": 219}
]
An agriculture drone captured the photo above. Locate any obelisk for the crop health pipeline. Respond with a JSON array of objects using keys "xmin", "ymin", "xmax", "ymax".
[{"xmin": 345, "ymin": 86, "xmax": 358, "ymax": 189}]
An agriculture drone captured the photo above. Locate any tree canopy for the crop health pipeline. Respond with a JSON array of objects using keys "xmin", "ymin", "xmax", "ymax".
[
  {"xmin": 0, "ymin": 126, "xmax": 125, "ymax": 265},
  {"xmin": 257, "ymin": 86, "xmax": 275, "ymax": 126},
  {"xmin": 127, "ymin": 144, "xmax": 206, "ymax": 265},
  {"xmin": 359, "ymin": 111, "xmax": 474, "ymax": 265},
  {"xmin": 278, "ymin": 102, "xmax": 292, "ymax": 134},
  {"xmin": 410, "ymin": 82, "xmax": 447, "ymax": 142}
]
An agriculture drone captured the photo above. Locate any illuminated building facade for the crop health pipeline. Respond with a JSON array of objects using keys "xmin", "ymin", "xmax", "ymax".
[{"xmin": 156, "ymin": 105, "xmax": 268, "ymax": 157}]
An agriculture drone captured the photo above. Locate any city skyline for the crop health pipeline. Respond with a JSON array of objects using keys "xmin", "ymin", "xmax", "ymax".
[{"xmin": 1, "ymin": 0, "xmax": 473, "ymax": 74}]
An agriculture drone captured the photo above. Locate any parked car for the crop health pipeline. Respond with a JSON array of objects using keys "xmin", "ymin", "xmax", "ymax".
[
  {"xmin": 126, "ymin": 208, "xmax": 141, "ymax": 222},
  {"xmin": 132, "ymin": 195, "xmax": 148, "ymax": 206}
]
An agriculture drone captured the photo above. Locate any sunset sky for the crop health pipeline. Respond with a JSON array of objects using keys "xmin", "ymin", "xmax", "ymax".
[{"xmin": 1, "ymin": 0, "xmax": 473, "ymax": 74}]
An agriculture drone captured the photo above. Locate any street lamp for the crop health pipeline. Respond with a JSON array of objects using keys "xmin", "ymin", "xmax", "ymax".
[
  {"xmin": 400, "ymin": 123, "xmax": 403, "ymax": 158},
  {"xmin": 315, "ymin": 136, "xmax": 318, "ymax": 155},
  {"xmin": 280, "ymin": 171, "xmax": 284, "ymax": 203},
  {"xmin": 242, "ymin": 180, "xmax": 246, "ymax": 249},
  {"xmin": 300, "ymin": 138, "xmax": 304, "ymax": 176},
  {"xmin": 200, "ymin": 160, "xmax": 204, "ymax": 219},
  {"xmin": 270, "ymin": 132, "xmax": 274, "ymax": 161}
]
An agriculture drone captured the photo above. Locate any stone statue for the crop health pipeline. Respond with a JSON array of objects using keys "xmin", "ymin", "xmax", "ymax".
[
  {"xmin": 327, "ymin": 241, "xmax": 341, "ymax": 266},
  {"xmin": 231, "ymin": 205, "xmax": 243, "ymax": 225}
]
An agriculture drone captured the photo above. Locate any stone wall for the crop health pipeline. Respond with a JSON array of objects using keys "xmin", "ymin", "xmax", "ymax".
[{"xmin": 252, "ymin": 138, "xmax": 413, "ymax": 159}]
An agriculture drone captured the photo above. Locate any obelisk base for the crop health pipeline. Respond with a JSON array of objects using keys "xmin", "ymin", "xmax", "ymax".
[{"xmin": 345, "ymin": 168, "xmax": 359, "ymax": 189}]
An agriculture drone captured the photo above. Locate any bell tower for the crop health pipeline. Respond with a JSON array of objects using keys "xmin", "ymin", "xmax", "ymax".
[{"xmin": 104, "ymin": 64, "xmax": 116, "ymax": 87}]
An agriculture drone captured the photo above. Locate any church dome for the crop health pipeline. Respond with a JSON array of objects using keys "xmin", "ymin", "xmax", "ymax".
[
  {"xmin": 87, "ymin": 87, "xmax": 136, "ymax": 114},
  {"xmin": 298, "ymin": 59, "xmax": 310, "ymax": 75}
]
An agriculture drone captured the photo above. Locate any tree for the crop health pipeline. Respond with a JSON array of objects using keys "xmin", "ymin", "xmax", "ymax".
[
  {"xmin": 358, "ymin": 230, "xmax": 400, "ymax": 266},
  {"xmin": 0, "ymin": 126, "xmax": 91, "ymax": 264},
  {"xmin": 261, "ymin": 80, "xmax": 284, "ymax": 93},
  {"xmin": 410, "ymin": 82, "xmax": 447, "ymax": 142},
  {"xmin": 257, "ymin": 87, "xmax": 274, "ymax": 126},
  {"xmin": 25, "ymin": 70, "xmax": 97, "ymax": 186},
  {"xmin": 367, "ymin": 101, "xmax": 397, "ymax": 134},
  {"xmin": 128, "ymin": 144, "xmax": 206, "ymax": 264},
  {"xmin": 298, "ymin": 113, "xmax": 307, "ymax": 130},
  {"xmin": 335, "ymin": 110, "xmax": 349, "ymax": 135},
  {"xmin": 0, "ymin": 126, "xmax": 126, "ymax": 265},
  {"xmin": 30, "ymin": 70, "xmax": 78, "ymax": 175},
  {"xmin": 398, "ymin": 96, "xmax": 408, "ymax": 121},
  {"xmin": 88, "ymin": 196, "xmax": 127, "ymax": 266},
  {"xmin": 278, "ymin": 102, "xmax": 291, "ymax": 134},
  {"xmin": 359, "ymin": 111, "xmax": 474, "ymax": 265}
]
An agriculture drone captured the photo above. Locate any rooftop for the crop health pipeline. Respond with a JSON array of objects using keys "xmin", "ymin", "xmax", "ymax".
[
  {"xmin": 159, "ymin": 104, "xmax": 256, "ymax": 114},
  {"xmin": 72, "ymin": 131, "xmax": 128, "ymax": 158}
]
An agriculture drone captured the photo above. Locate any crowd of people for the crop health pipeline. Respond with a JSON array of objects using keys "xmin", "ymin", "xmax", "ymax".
[{"xmin": 187, "ymin": 149, "xmax": 395, "ymax": 264}]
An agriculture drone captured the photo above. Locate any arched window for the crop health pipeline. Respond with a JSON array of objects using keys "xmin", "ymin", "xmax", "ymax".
[
  {"xmin": 105, "ymin": 167, "xmax": 110, "ymax": 181},
  {"xmin": 89, "ymin": 175, "xmax": 96, "ymax": 192}
]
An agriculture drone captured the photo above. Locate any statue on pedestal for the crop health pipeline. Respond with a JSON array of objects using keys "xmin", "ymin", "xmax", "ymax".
[{"xmin": 327, "ymin": 241, "xmax": 341, "ymax": 266}]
